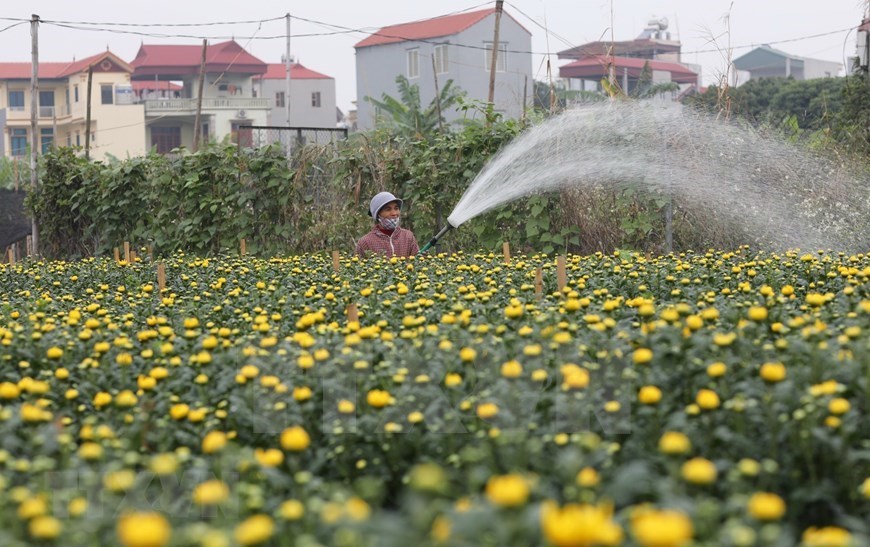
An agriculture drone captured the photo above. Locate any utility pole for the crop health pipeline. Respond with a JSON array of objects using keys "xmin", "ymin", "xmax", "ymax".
[
  {"xmin": 193, "ymin": 39, "xmax": 207, "ymax": 151},
  {"xmin": 486, "ymin": 0, "xmax": 504, "ymax": 110},
  {"xmin": 285, "ymin": 13, "xmax": 292, "ymax": 128},
  {"xmin": 85, "ymin": 65, "xmax": 93, "ymax": 160},
  {"xmin": 432, "ymin": 55, "xmax": 445, "ymax": 231},
  {"xmin": 29, "ymin": 14, "xmax": 40, "ymax": 257},
  {"xmin": 431, "ymin": 56, "xmax": 444, "ymax": 134}
]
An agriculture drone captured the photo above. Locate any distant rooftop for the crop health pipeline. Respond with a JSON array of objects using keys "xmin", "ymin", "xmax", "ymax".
[
  {"xmin": 255, "ymin": 63, "xmax": 333, "ymax": 80},
  {"xmin": 130, "ymin": 40, "xmax": 267, "ymax": 77},
  {"xmin": 354, "ymin": 7, "xmax": 529, "ymax": 49}
]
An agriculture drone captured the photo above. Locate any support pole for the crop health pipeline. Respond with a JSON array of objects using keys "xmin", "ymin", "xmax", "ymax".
[
  {"xmin": 193, "ymin": 39, "xmax": 207, "ymax": 151},
  {"xmin": 486, "ymin": 0, "xmax": 504, "ymax": 117},
  {"xmin": 85, "ymin": 65, "xmax": 93, "ymax": 160},
  {"xmin": 556, "ymin": 255, "xmax": 567, "ymax": 291},
  {"xmin": 285, "ymin": 13, "xmax": 292, "ymax": 127},
  {"xmin": 664, "ymin": 200, "xmax": 673, "ymax": 254},
  {"xmin": 29, "ymin": 14, "xmax": 40, "ymax": 257}
]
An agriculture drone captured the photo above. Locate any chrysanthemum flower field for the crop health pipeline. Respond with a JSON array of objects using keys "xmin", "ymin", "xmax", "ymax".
[{"xmin": 0, "ymin": 248, "xmax": 868, "ymax": 546}]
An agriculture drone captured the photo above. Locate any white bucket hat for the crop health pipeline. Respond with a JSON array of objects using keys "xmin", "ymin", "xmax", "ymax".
[{"xmin": 369, "ymin": 191, "xmax": 403, "ymax": 218}]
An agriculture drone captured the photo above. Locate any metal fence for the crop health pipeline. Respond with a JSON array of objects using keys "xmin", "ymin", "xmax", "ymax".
[{"xmin": 237, "ymin": 126, "xmax": 348, "ymax": 151}]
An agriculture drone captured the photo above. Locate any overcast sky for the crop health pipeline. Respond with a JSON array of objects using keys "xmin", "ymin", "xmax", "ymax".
[{"xmin": 2, "ymin": 1, "xmax": 866, "ymax": 113}]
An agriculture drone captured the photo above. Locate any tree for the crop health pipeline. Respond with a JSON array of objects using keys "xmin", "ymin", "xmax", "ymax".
[{"xmin": 365, "ymin": 75, "xmax": 464, "ymax": 139}]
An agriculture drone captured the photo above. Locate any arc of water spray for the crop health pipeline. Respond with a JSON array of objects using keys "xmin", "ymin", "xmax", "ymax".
[{"xmin": 420, "ymin": 101, "xmax": 868, "ymax": 254}]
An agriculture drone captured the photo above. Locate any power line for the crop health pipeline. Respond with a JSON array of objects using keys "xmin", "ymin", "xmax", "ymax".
[
  {"xmin": 0, "ymin": 21, "xmax": 27, "ymax": 34},
  {"xmin": 4, "ymin": 9, "xmax": 858, "ymax": 60}
]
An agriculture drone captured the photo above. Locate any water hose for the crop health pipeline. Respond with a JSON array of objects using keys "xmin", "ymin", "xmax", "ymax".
[{"xmin": 419, "ymin": 223, "xmax": 454, "ymax": 254}]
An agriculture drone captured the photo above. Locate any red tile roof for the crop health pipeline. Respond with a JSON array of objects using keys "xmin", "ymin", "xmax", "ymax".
[
  {"xmin": 0, "ymin": 62, "xmax": 68, "ymax": 79},
  {"xmin": 0, "ymin": 52, "xmax": 132, "ymax": 80},
  {"xmin": 559, "ymin": 56, "xmax": 698, "ymax": 84},
  {"xmin": 255, "ymin": 63, "xmax": 332, "ymax": 80},
  {"xmin": 355, "ymin": 7, "xmax": 529, "ymax": 48},
  {"xmin": 130, "ymin": 40, "xmax": 267, "ymax": 76}
]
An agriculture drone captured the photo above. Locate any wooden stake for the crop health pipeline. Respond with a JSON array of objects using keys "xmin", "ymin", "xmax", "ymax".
[
  {"xmin": 25, "ymin": 235, "xmax": 32, "ymax": 256},
  {"xmin": 157, "ymin": 262, "xmax": 166, "ymax": 293},
  {"xmin": 239, "ymin": 238, "xmax": 246, "ymax": 257},
  {"xmin": 123, "ymin": 241, "xmax": 131, "ymax": 262},
  {"xmin": 502, "ymin": 241, "xmax": 511, "ymax": 264},
  {"xmin": 130, "ymin": 249, "xmax": 137, "ymax": 263},
  {"xmin": 557, "ymin": 255, "xmax": 567, "ymax": 291},
  {"xmin": 332, "ymin": 250, "xmax": 340, "ymax": 272},
  {"xmin": 7, "ymin": 247, "xmax": 14, "ymax": 265},
  {"xmin": 534, "ymin": 267, "xmax": 543, "ymax": 300},
  {"xmin": 148, "ymin": 245, "xmax": 154, "ymax": 262},
  {"xmin": 346, "ymin": 303, "xmax": 359, "ymax": 323},
  {"xmin": 113, "ymin": 247, "xmax": 120, "ymax": 263}
]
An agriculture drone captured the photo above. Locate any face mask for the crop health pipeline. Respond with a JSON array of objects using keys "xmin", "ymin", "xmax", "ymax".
[{"xmin": 379, "ymin": 217, "xmax": 400, "ymax": 231}]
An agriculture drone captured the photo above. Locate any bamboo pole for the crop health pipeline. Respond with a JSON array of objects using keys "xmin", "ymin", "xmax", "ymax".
[
  {"xmin": 7, "ymin": 248, "xmax": 14, "ymax": 265},
  {"xmin": 113, "ymin": 247, "xmax": 120, "ymax": 263},
  {"xmin": 157, "ymin": 262, "xmax": 166, "ymax": 293},
  {"xmin": 240, "ymin": 238, "xmax": 246, "ymax": 257},
  {"xmin": 556, "ymin": 255, "xmax": 567, "ymax": 291},
  {"xmin": 502, "ymin": 241, "xmax": 511, "ymax": 264},
  {"xmin": 123, "ymin": 241, "xmax": 131, "ymax": 262},
  {"xmin": 346, "ymin": 303, "xmax": 359, "ymax": 323},
  {"xmin": 332, "ymin": 250, "xmax": 340, "ymax": 272},
  {"xmin": 192, "ymin": 39, "xmax": 207, "ymax": 152},
  {"xmin": 534, "ymin": 267, "xmax": 543, "ymax": 300}
]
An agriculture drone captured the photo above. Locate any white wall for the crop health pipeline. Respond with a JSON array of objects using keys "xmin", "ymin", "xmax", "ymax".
[
  {"xmin": 260, "ymin": 77, "xmax": 337, "ymax": 128},
  {"xmin": 355, "ymin": 12, "xmax": 533, "ymax": 130},
  {"xmin": 803, "ymin": 59, "xmax": 842, "ymax": 79}
]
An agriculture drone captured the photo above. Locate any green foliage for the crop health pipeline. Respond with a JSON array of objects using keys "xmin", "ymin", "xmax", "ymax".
[
  {"xmin": 364, "ymin": 75, "xmax": 465, "ymax": 139},
  {"xmin": 0, "ymin": 157, "xmax": 30, "ymax": 190},
  {"xmin": 684, "ymin": 77, "xmax": 846, "ymax": 130},
  {"xmin": 835, "ymin": 71, "xmax": 870, "ymax": 155},
  {"xmin": 533, "ymin": 80, "xmax": 606, "ymax": 112}
]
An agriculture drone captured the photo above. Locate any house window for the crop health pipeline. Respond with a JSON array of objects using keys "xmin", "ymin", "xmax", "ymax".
[
  {"xmin": 311, "ymin": 91, "xmax": 321, "ymax": 108},
  {"xmin": 8, "ymin": 90, "xmax": 25, "ymax": 111},
  {"xmin": 74, "ymin": 85, "xmax": 79, "ymax": 103},
  {"xmin": 275, "ymin": 91, "xmax": 285, "ymax": 108},
  {"xmin": 407, "ymin": 48, "xmax": 420, "ymax": 79},
  {"xmin": 434, "ymin": 44, "xmax": 449, "ymax": 74},
  {"xmin": 39, "ymin": 90, "xmax": 55, "ymax": 117},
  {"xmin": 484, "ymin": 42, "xmax": 507, "ymax": 72},
  {"xmin": 201, "ymin": 123, "xmax": 209, "ymax": 142},
  {"xmin": 66, "ymin": 133, "xmax": 72, "ymax": 147},
  {"xmin": 11, "ymin": 128, "xmax": 27, "ymax": 156},
  {"xmin": 76, "ymin": 132, "xmax": 81, "ymax": 147},
  {"xmin": 101, "ymin": 84, "xmax": 113, "ymax": 105},
  {"xmin": 41, "ymin": 128, "xmax": 54, "ymax": 154},
  {"xmin": 151, "ymin": 126, "xmax": 181, "ymax": 154}
]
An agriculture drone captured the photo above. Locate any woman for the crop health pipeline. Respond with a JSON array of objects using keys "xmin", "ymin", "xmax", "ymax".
[{"xmin": 355, "ymin": 191, "xmax": 419, "ymax": 258}]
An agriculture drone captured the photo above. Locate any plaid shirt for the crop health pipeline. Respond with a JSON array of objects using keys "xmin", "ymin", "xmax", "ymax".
[{"xmin": 355, "ymin": 226, "xmax": 419, "ymax": 258}]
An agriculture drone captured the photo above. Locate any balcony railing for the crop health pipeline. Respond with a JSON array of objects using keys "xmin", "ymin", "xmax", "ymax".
[
  {"xmin": 4, "ymin": 105, "xmax": 70, "ymax": 120},
  {"xmin": 143, "ymin": 97, "xmax": 270, "ymax": 115}
]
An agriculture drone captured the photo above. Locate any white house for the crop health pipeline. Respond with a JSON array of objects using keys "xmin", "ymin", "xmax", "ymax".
[
  {"xmin": 354, "ymin": 7, "xmax": 533, "ymax": 130},
  {"xmin": 0, "ymin": 51, "xmax": 146, "ymax": 161},
  {"xmin": 254, "ymin": 62, "xmax": 337, "ymax": 128},
  {"xmin": 130, "ymin": 40, "xmax": 270, "ymax": 152},
  {"xmin": 733, "ymin": 46, "xmax": 842, "ymax": 83}
]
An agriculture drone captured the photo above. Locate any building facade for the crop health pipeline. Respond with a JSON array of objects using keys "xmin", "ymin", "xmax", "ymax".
[
  {"xmin": 0, "ymin": 51, "xmax": 146, "ymax": 161},
  {"xmin": 130, "ymin": 40, "xmax": 270, "ymax": 152},
  {"xmin": 557, "ymin": 18, "xmax": 700, "ymax": 96},
  {"xmin": 733, "ymin": 46, "xmax": 842, "ymax": 82},
  {"xmin": 254, "ymin": 62, "xmax": 337, "ymax": 128},
  {"xmin": 354, "ymin": 7, "xmax": 533, "ymax": 130}
]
